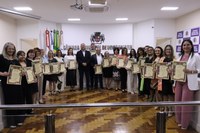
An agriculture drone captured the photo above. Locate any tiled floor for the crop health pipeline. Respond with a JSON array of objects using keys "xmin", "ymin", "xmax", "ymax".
[{"xmin": 1, "ymin": 88, "xmax": 198, "ymax": 133}]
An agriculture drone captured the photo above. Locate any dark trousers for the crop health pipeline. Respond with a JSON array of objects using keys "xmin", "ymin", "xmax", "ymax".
[
  {"xmin": 143, "ymin": 78, "xmax": 151, "ymax": 96},
  {"xmin": 42, "ymin": 75, "xmax": 47, "ymax": 95},
  {"xmin": 94, "ymin": 74, "xmax": 103, "ymax": 89},
  {"xmin": 79, "ymin": 69, "xmax": 90, "ymax": 89},
  {"xmin": 120, "ymin": 68, "xmax": 127, "ymax": 90},
  {"xmin": 89, "ymin": 67, "xmax": 95, "ymax": 88}
]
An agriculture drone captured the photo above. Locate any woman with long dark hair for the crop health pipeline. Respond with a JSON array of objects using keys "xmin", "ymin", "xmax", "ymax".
[
  {"xmin": 64, "ymin": 48, "xmax": 77, "ymax": 91},
  {"xmin": 174, "ymin": 39, "xmax": 200, "ymax": 130}
]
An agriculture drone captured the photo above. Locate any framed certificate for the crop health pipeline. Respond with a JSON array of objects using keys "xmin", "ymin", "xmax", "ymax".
[
  {"xmin": 51, "ymin": 63, "xmax": 60, "ymax": 74},
  {"xmin": 59, "ymin": 62, "xmax": 66, "ymax": 72},
  {"xmin": 117, "ymin": 58, "xmax": 125, "ymax": 68},
  {"xmin": 24, "ymin": 67, "xmax": 37, "ymax": 84},
  {"xmin": 43, "ymin": 63, "xmax": 51, "ymax": 75},
  {"xmin": 68, "ymin": 60, "xmax": 76, "ymax": 70},
  {"xmin": 172, "ymin": 61, "xmax": 186, "ymax": 82},
  {"xmin": 111, "ymin": 57, "xmax": 117, "ymax": 66},
  {"xmin": 132, "ymin": 63, "xmax": 140, "ymax": 74},
  {"xmin": 102, "ymin": 58, "xmax": 110, "ymax": 68},
  {"xmin": 139, "ymin": 58, "xmax": 145, "ymax": 67},
  {"xmin": 7, "ymin": 65, "xmax": 22, "ymax": 85},
  {"xmin": 125, "ymin": 59, "xmax": 133, "ymax": 70},
  {"xmin": 95, "ymin": 65, "xmax": 102, "ymax": 74},
  {"xmin": 90, "ymin": 50, "xmax": 96, "ymax": 56},
  {"xmin": 32, "ymin": 60, "xmax": 42, "ymax": 75},
  {"xmin": 156, "ymin": 62, "xmax": 169, "ymax": 79},
  {"xmin": 143, "ymin": 63, "xmax": 154, "ymax": 79}
]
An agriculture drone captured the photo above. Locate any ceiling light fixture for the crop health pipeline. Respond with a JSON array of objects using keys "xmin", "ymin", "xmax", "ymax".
[
  {"xmin": 161, "ymin": 7, "xmax": 179, "ymax": 11},
  {"xmin": 0, "ymin": 7, "xmax": 40, "ymax": 19},
  {"xmin": 115, "ymin": 18, "xmax": 128, "ymax": 21},
  {"xmin": 14, "ymin": 7, "xmax": 32, "ymax": 11},
  {"xmin": 68, "ymin": 18, "xmax": 81, "ymax": 21}
]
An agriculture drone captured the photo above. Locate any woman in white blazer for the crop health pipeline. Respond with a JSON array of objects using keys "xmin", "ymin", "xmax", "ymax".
[{"xmin": 174, "ymin": 39, "xmax": 200, "ymax": 130}]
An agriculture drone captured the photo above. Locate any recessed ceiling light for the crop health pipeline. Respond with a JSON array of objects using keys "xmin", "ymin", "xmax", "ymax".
[
  {"xmin": 161, "ymin": 7, "xmax": 179, "ymax": 11},
  {"xmin": 14, "ymin": 7, "xmax": 32, "ymax": 11},
  {"xmin": 115, "ymin": 18, "xmax": 128, "ymax": 21},
  {"xmin": 68, "ymin": 18, "xmax": 81, "ymax": 21}
]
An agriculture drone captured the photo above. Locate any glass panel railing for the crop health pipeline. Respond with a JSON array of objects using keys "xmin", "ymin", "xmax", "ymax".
[{"xmin": 0, "ymin": 104, "xmax": 199, "ymax": 133}]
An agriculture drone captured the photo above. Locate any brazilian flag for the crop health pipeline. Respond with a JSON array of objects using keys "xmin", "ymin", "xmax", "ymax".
[{"xmin": 53, "ymin": 30, "xmax": 60, "ymax": 52}]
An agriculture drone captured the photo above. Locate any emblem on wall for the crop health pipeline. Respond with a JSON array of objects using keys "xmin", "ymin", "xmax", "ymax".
[{"xmin": 90, "ymin": 32, "xmax": 105, "ymax": 44}]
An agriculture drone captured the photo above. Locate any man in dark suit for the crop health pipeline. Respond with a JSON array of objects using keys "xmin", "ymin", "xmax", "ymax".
[
  {"xmin": 91, "ymin": 47, "xmax": 104, "ymax": 89},
  {"xmin": 89, "ymin": 43, "xmax": 96, "ymax": 89},
  {"xmin": 76, "ymin": 43, "xmax": 91, "ymax": 90}
]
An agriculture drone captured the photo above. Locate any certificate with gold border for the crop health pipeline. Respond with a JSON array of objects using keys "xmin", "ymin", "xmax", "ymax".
[
  {"xmin": 43, "ymin": 63, "xmax": 51, "ymax": 75},
  {"xmin": 59, "ymin": 62, "xmax": 66, "ymax": 72},
  {"xmin": 95, "ymin": 65, "xmax": 102, "ymax": 74},
  {"xmin": 102, "ymin": 58, "xmax": 110, "ymax": 68},
  {"xmin": 32, "ymin": 60, "xmax": 42, "ymax": 75},
  {"xmin": 139, "ymin": 58, "xmax": 145, "ymax": 67},
  {"xmin": 143, "ymin": 63, "xmax": 154, "ymax": 79},
  {"xmin": 24, "ymin": 67, "xmax": 37, "ymax": 84},
  {"xmin": 172, "ymin": 61, "xmax": 186, "ymax": 82},
  {"xmin": 111, "ymin": 57, "xmax": 117, "ymax": 66},
  {"xmin": 156, "ymin": 62, "xmax": 169, "ymax": 79},
  {"xmin": 90, "ymin": 50, "xmax": 96, "ymax": 56},
  {"xmin": 7, "ymin": 65, "xmax": 22, "ymax": 85},
  {"xmin": 117, "ymin": 58, "xmax": 125, "ymax": 68},
  {"xmin": 132, "ymin": 63, "xmax": 140, "ymax": 74},
  {"xmin": 51, "ymin": 63, "xmax": 60, "ymax": 74},
  {"xmin": 68, "ymin": 60, "xmax": 76, "ymax": 70},
  {"xmin": 125, "ymin": 59, "xmax": 133, "ymax": 70}
]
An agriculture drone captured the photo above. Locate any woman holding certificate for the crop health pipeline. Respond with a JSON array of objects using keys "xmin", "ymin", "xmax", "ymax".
[
  {"xmin": 117, "ymin": 47, "xmax": 128, "ymax": 92},
  {"xmin": 112, "ymin": 47, "xmax": 120, "ymax": 91},
  {"xmin": 55, "ymin": 49, "xmax": 65, "ymax": 92},
  {"xmin": 0, "ymin": 42, "xmax": 24, "ymax": 128},
  {"xmin": 136, "ymin": 47, "xmax": 145, "ymax": 95},
  {"xmin": 45, "ymin": 50, "xmax": 58, "ymax": 95},
  {"xmin": 17, "ymin": 50, "xmax": 38, "ymax": 114},
  {"xmin": 127, "ymin": 49, "xmax": 138, "ymax": 94},
  {"xmin": 174, "ymin": 39, "xmax": 200, "ymax": 130},
  {"xmin": 102, "ymin": 51, "xmax": 112, "ymax": 90},
  {"xmin": 64, "ymin": 48, "xmax": 77, "ymax": 91},
  {"xmin": 26, "ymin": 49, "xmax": 39, "ymax": 105},
  {"xmin": 157, "ymin": 45, "xmax": 175, "ymax": 116}
]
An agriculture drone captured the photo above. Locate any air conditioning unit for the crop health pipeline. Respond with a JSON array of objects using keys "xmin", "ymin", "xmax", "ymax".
[
  {"xmin": 84, "ymin": 6, "xmax": 109, "ymax": 12},
  {"xmin": 89, "ymin": 0, "xmax": 107, "ymax": 5},
  {"xmin": 84, "ymin": 0, "xmax": 109, "ymax": 12}
]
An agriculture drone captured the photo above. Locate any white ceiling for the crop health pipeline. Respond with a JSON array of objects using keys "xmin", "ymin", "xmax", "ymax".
[{"xmin": 0, "ymin": 0, "xmax": 200, "ymax": 24}]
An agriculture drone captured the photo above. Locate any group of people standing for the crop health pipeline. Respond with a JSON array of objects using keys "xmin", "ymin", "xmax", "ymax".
[{"xmin": 0, "ymin": 39, "xmax": 200, "ymax": 130}]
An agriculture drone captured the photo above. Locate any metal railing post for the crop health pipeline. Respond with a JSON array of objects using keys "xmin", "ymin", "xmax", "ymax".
[
  {"xmin": 156, "ymin": 111, "xmax": 166, "ymax": 133},
  {"xmin": 45, "ymin": 114, "xmax": 55, "ymax": 133}
]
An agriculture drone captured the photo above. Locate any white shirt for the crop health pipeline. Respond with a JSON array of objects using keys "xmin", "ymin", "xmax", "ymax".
[
  {"xmin": 82, "ymin": 50, "xmax": 85, "ymax": 57},
  {"xmin": 64, "ymin": 55, "xmax": 76, "ymax": 67},
  {"xmin": 54, "ymin": 56, "xmax": 64, "ymax": 62},
  {"xmin": 96, "ymin": 54, "xmax": 103, "ymax": 65}
]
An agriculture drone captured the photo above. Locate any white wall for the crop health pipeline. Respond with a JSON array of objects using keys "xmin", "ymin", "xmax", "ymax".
[
  {"xmin": 62, "ymin": 23, "xmax": 133, "ymax": 46},
  {"xmin": 176, "ymin": 9, "xmax": 200, "ymax": 132},
  {"xmin": 16, "ymin": 19, "xmax": 39, "ymax": 50},
  {"xmin": 0, "ymin": 13, "xmax": 17, "ymax": 52},
  {"xmin": 133, "ymin": 19, "xmax": 155, "ymax": 50},
  {"xmin": 176, "ymin": 10, "xmax": 200, "ymax": 31}
]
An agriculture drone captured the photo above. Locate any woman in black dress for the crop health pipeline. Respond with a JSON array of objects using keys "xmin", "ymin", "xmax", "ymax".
[
  {"xmin": 45, "ymin": 50, "xmax": 58, "ymax": 95},
  {"xmin": 64, "ymin": 48, "xmax": 77, "ymax": 91},
  {"xmin": 158, "ymin": 45, "xmax": 174, "ymax": 116},
  {"xmin": 26, "ymin": 49, "xmax": 39, "ymax": 104},
  {"xmin": 0, "ymin": 42, "xmax": 24, "ymax": 128},
  {"xmin": 102, "ymin": 51, "xmax": 113, "ymax": 90}
]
